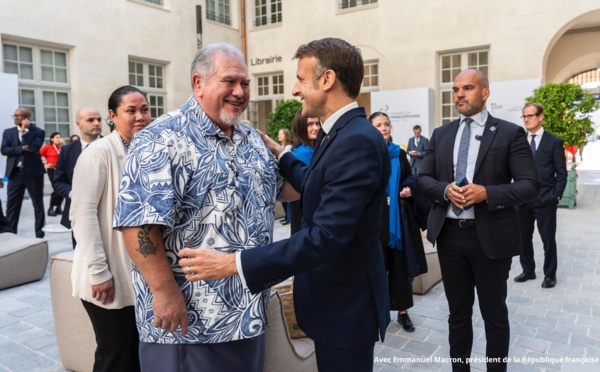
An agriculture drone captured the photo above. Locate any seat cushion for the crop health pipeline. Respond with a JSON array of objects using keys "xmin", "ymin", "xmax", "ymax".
[{"xmin": 0, "ymin": 233, "xmax": 48, "ymax": 289}]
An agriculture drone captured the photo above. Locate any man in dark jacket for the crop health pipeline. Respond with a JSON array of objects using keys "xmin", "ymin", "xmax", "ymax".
[{"xmin": 514, "ymin": 103, "xmax": 567, "ymax": 289}]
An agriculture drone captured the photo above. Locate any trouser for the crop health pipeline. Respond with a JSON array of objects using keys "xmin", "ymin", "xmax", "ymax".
[
  {"xmin": 517, "ymin": 204, "xmax": 558, "ymax": 279},
  {"xmin": 6, "ymin": 170, "xmax": 45, "ymax": 237},
  {"xmin": 81, "ymin": 300, "xmax": 140, "ymax": 372},
  {"xmin": 437, "ymin": 221, "xmax": 512, "ymax": 372},
  {"xmin": 139, "ymin": 333, "xmax": 265, "ymax": 372}
]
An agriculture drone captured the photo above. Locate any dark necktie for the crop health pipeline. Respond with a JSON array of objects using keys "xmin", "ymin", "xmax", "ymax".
[
  {"xmin": 530, "ymin": 134, "xmax": 536, "ymax": 156},
  {"xmin": 314, "ymin": 128, "xmax": 326, "ymax": 152},
  {"xmin": 452, "ymin": 118, "xmax": 472, "ymax": 216}
]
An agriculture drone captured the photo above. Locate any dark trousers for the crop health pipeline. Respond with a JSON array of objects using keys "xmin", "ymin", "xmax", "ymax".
[
  {"xmin": 46, "ymin": 168, "xmax": 63, "ymax": 208},
  {"xmin": 81, "ymin": 300, "xmax": 140, "ymax": 372},
  {"xmin": 314, "ymin": 342, "xmax": 375, "ymax": 372},
  {"xmin": 382, "ymin": 245, "xmax": 413, "ymax": 311},
  {"xmin": 437, "ymin": 222, "xmax": 512, "ymax": 372},
  {"xmin": 517, "ymin": 204, "xmax": 558, "ymax": 279},
  {"xmin": 139, "ymin": 333, "xmax": 265, "ymax": 372},
  {"xmin": 290, "ymin": 200, "xmax": 302, "ymax": 234},
  {"xmin": 6, "ymin": 170, "xmax": 45, "ymax": 238}
]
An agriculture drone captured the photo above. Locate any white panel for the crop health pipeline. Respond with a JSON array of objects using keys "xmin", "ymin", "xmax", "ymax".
[
  {"xmin": 0, "ymin": 73, "xmax": 20, "ymax": 201},
  {"xmin": 371, "ymin": 88, "xmax": 434, "ymax": 149},
  {"xmin": 488, "ymin": 79, "xmax": 541, "ymax": 127}
]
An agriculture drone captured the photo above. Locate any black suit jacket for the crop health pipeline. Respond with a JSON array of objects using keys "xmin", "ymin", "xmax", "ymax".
[
  {"xmin": 527, "ymin": 131, "xmax": 567, "ymax": 208},
  {"xmin": 1, "ymin": 125, "xmax": 45, "ymax": 178},
  {"xmin": 241, "ymin": 107, "xmax": 391, "ymax": 347},
  {"xmin": 416, "ymin": 114, "xmax": 540, "ymax": 259},
  {"xmin": 52, "ymin": 140, "xmax": 82, "ymax": 228}
]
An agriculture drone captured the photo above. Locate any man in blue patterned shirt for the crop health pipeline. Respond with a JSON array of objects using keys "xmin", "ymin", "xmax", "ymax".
[{"xmin": 114, "ymin": 43, "xmax": 291, "ymax": 371}]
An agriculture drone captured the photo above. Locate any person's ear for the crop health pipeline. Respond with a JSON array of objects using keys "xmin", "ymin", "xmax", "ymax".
[{"xmin": 321, "ymin": 70, "xmax": 336, "ymax": 92}]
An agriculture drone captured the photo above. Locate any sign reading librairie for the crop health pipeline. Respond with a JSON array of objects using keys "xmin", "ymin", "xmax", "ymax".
[{"xmin": 250, "ymin": 55, "xmax": 283, "ymax": 66}]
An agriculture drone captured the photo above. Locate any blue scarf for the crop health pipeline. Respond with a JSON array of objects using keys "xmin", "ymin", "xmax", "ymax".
[{"xmin": 387, "ymin": 141, "xmax": 402, "ymax": 251}]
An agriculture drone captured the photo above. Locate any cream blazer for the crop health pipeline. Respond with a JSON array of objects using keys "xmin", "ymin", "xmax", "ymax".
[{"xmin": 70, "ymin": 131, "xmax": 134, "ymax": 309}]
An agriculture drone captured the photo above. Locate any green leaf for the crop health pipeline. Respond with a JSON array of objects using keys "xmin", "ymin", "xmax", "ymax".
[
  {"xmin": 266, "ymin": 99, "xmax": 302, "ymax": 140},
  {"xmin": 525, "ymin": 83, "xmax": 598, "ymax": 148}
]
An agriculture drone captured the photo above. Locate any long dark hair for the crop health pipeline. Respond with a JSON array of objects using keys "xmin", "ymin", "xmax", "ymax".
[{"xmin": 292, "ymin": 109, "xmax": 309, "ymax": 148}]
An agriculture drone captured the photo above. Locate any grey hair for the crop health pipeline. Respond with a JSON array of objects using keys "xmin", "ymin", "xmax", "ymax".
[{"xmin": 190, "ymin": 43, "xmax": 246, "ymax": 87}]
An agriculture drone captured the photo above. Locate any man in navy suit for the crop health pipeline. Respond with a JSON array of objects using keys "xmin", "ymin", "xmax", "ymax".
[
  {"xmin": 53, "ymin": 107, "xmax": 102, "ymax": 245},
  {"xmin": 1, "ymin": 108, "xmax": 46, "ymax": 238},
  {"xmin": 513, "ymin": 103, "xmax": 567, "ymax": 289},
  {"xmin": 180, "ymin": 38, "xmax": 391, "ymax": 371},
  {"xmin": 416, "ymin": 70, "xmax": 539, "ymax": 372},
  {"xmin": 406, "ymin": 124, "xmax": 429, "ymax": 175}
]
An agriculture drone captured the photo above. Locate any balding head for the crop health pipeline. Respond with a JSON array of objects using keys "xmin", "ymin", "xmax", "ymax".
[
  {"xmin": 75, "ymin": 107, "xmax": 102, "ymax": 142},
  {"xmin": 453, "ymin": 69, "xmax": 490, "ymax": 117}
]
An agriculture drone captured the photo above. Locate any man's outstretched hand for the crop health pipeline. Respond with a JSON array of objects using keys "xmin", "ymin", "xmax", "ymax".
[{"xmin": 178, "ymin": 248, "xmax": 238, "ymax": 281}]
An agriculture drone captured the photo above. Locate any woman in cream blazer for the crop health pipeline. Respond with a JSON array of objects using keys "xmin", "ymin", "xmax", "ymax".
[{"xmin": 70, "ymin": 86, "xmax": 151, "ymax": 372}]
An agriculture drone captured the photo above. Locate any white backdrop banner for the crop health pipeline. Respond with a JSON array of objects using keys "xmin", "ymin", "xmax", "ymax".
[
  {"xmin": 0, "ymin": 73, "xmax": 19, "ymax": 202},
  {"xmin": 371, "ymin": 88, "xmax": 434, "ymax": 148},
  {"xmin": 488, "ymin": 79, "xmax": 541, "ymax": 127}
]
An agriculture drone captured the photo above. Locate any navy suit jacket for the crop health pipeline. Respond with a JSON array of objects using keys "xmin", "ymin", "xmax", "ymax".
[
  {"xmin": 406, "ymin": 135, "xmax": 429, "ymax": 167},
  {"xmin": 527, "ymin": 130, "xmax": 567, "ymax": 208},
  {"xmin": 416, "ymin": 114, "xmax": 540, "ymax": 259},
  {"xmin": 1, "ymin": 125, "xmax": 45, "ymax": 178},
  {"xmin": 241, "ymin": 107, "xmax": 391, "ymax": 347},
  {"xmin": 52, "ymin": 140, "xmax": 82, "ymax": 228}
]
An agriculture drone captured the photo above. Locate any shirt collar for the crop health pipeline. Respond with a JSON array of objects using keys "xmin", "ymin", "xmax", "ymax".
[
  {"xmin": 460, "ymin": 109, "xmax": 488, "ymax": 128},
  {"xmin": 321, "ymin": 102, "xmax": 358, "ymax": 134},
  {"xmin": 80, "ymin": 139, "xmax": 90, "ymax": 150},
  {"xmin": 529, "ymin": 127, "xmax": 544, "ymax": 138}
]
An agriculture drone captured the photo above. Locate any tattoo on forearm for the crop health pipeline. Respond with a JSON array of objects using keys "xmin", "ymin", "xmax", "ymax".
[{"xmin": 137, "ymin": 225, "xmax": 158, "ymax": 257}]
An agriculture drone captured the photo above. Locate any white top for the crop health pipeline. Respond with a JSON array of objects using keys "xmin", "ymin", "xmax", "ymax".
[{"xmin": 70, "ymin": 131, "xmax": 135, "ymax": 309}]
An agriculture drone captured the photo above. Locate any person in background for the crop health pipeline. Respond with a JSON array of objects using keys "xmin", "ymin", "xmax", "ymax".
[
  {"xmin": 53, "ymin": 107, "xmax": 103, "ymax": 248},
  {"xmin": 278, "ymin": 128, "xmax": 293, "ymax": 225},
  {"xmin": 514, "ymin": 103, "xmax": 567, "ymax": 289},
  {"xmin": 406, "ymin": 124, "xmax": 429, "ymax": 175},
  {"xmin": 370, "ymin": 111, "xmax": 428, "ymax": 333},
  {"xmin": 289, "ymin": 109, "xmax": 320, "ymax": 234},
  {"xmin": 70, "ymin": 86, "xmax": 150, "ymax": 372},
  {"xmin": 1, "ymin": 108, "xmax": 46, "ymax": 238},
  {"xmin": 70, "ymin": 134, "xmax": 80, "ymax": 143},
  {"xmin": 417, "ymin": 69, "xmax": 539, "ymax": 371},
  {"xmin": 40, "ymin": 132, "xmax": 64, "ymax": 216}
]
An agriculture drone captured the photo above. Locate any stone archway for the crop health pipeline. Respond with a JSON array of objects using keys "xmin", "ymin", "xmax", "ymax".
[{"xmin": 543, "ymin": 9, "xmax": 600, "ymax": 84}]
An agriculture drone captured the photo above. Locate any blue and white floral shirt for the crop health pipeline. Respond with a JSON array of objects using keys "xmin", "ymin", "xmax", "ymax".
[{"xmin": 114, "ymin": 96, "xmax": 284, "ymax": 344}]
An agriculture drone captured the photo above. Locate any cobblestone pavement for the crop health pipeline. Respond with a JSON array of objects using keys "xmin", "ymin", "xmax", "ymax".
[{"xmin": 1, "ymin": 143, "xmax": 599, "ymax": 371}]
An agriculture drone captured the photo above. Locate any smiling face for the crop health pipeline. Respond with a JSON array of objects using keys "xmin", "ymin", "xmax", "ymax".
[
  {"xmin": 292, "ymin": 56, "xmax": 326, "ymax": 119},
  {"xmin": 109, "ymin": 92, "xmax": 151, "ymax": 143},
  {"xmin": 453, "ymin": 70, "xmax": 490, "ymax": 117},
  {"xmin": 371, "ymin": 115, "xmax": 392, "ymax": 142},
  {"xmin": 306, "ymin": 118, "xmax": 320, "ymax": 141},
  {"xmin": 193, "ymin": 52, "xmax": 250, "ymax": 133}
]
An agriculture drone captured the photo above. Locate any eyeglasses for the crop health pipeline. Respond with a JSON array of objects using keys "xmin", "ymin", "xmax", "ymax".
[
  {"xmin": 12, "ymin": 114, "xmax": 27, "ymax": 118},
  {"xmin": 521, "ymin": 114, "xmax": 538, "ymax": 120}
]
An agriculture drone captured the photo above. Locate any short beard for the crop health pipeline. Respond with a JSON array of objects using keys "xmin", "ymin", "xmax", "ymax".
[
  {"xmin": 220, "ymin": 111, "xmax": 240, "ymax": 127},
  {"xmin": 456, "ymin": 102, "xmax": 481, "ymax": 117}
]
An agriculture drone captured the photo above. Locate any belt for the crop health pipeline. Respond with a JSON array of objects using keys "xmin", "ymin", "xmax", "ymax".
[{"xmin": 445, "ymin": 218, "xmax": 475, "ymax": 229}]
